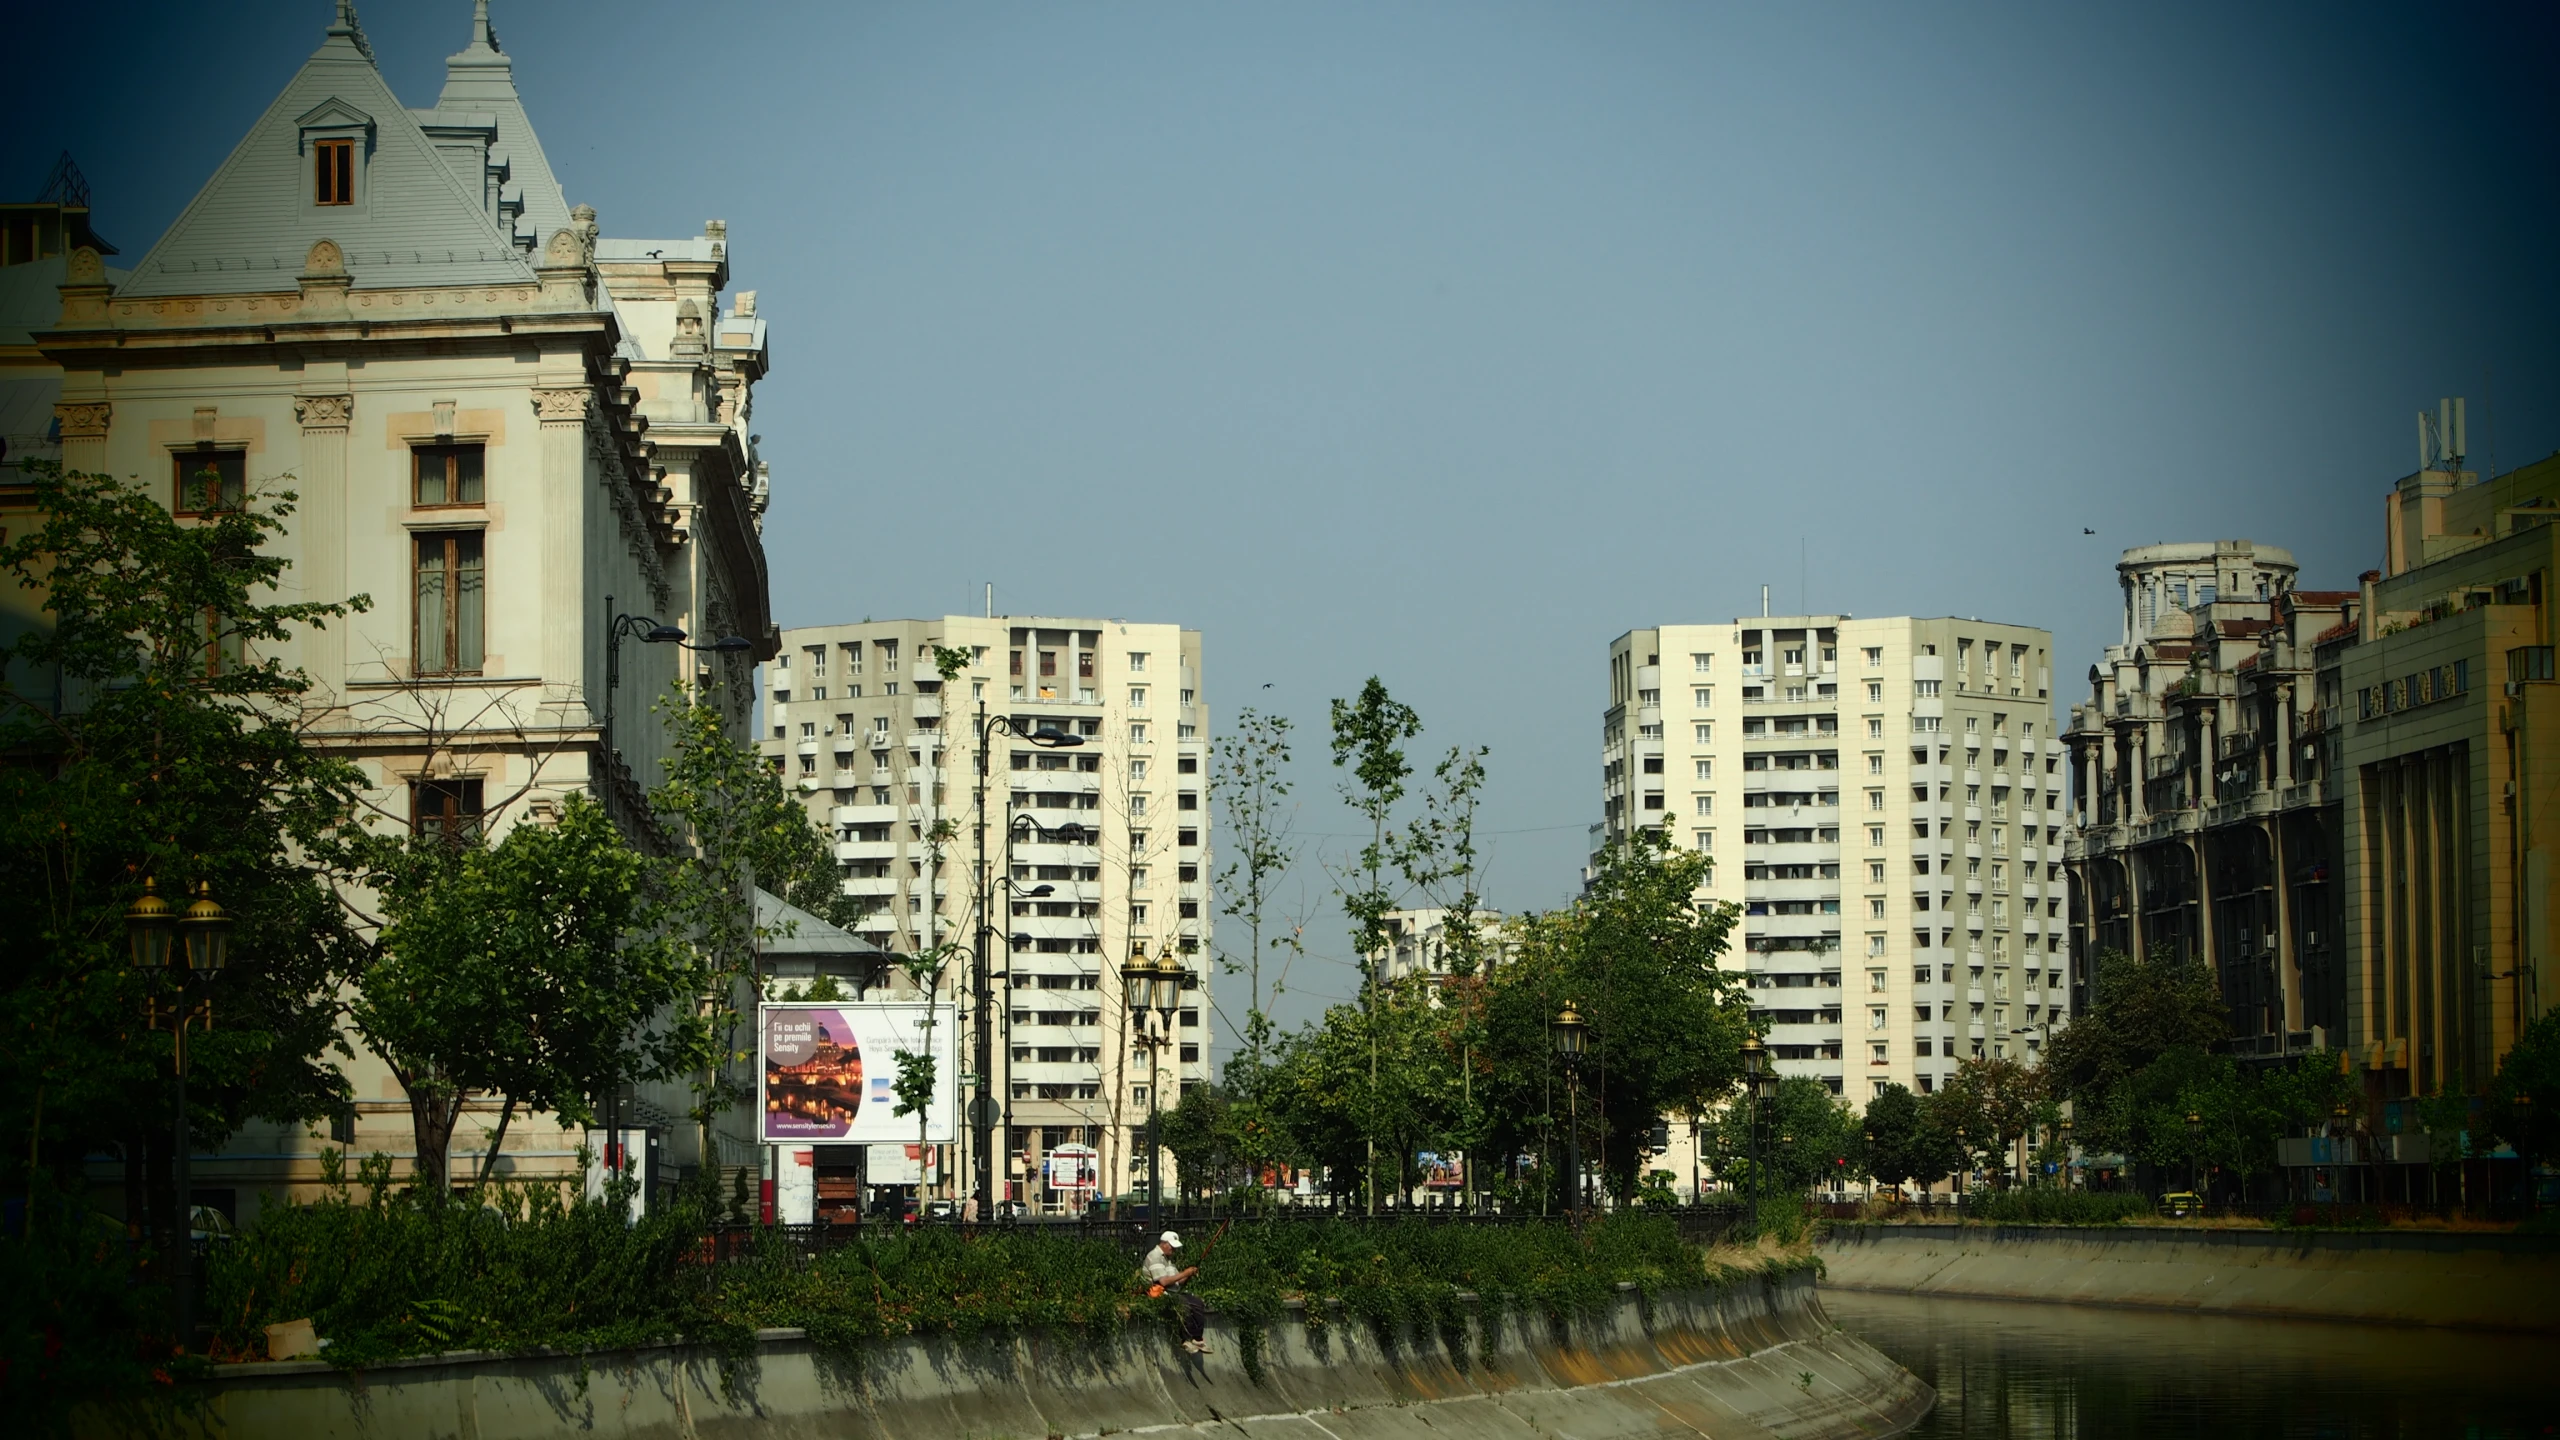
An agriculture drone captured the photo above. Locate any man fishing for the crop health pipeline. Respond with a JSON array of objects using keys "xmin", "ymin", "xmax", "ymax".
[{"xmin": 1141, "ymin": 1229, "xmax": 1209, "ymax": 1354}]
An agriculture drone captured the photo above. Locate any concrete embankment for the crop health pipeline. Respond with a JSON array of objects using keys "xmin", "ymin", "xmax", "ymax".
[
  {"xmin": 104, "ymin": 1271, "xmax": 1931, "ymax": 1439},
  {"xmin": 1820, "ymin": 1223, "xmax": 2560, "ymax": 1332}
]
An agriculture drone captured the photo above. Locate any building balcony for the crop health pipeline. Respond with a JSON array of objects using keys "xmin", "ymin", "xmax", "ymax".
[{"xmin": 839, "ymin": 876, "xmax": 900, "ymax": 898}]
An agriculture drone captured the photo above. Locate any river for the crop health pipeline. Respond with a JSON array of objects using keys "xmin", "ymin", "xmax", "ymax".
[{"xmin": 1824, "ymin": 1290, "xmax": 2557, "ymax": 1439}]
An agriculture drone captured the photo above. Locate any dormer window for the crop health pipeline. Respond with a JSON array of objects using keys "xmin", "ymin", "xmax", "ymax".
[{"xmin": 315, "ymin": 138, "xmax": 354, "ymax": 205}]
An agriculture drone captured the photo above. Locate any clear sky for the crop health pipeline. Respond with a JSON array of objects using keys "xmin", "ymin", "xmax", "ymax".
[{"xmin": 13, "ymin": 1, "xmax": 2554, "ymax": 1034}]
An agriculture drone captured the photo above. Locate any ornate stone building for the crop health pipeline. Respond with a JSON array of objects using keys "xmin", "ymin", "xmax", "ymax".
[{"xmin": 28, "ymin": 3, "xmax": 778, "ymax": 1218}]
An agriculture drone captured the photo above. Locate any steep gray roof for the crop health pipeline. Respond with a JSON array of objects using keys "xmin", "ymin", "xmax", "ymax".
[
  {"xmin": 429, "ymin": 0, "xmax": 574, "ymax": 255},
  {"xmin": 755, "ymin": 889, "xmax": 886, "ymax": 960},
  {"xmin": 118, "ymin": 4, "xmax": 539, "ymax": 298}
]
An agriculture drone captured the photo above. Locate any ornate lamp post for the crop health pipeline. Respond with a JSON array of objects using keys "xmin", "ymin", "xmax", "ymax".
[
  {"xmin": 128, "ymin": 877, "xmax": 231, "ymax": 1351},
  {"xmin": 1121, "ymin": 948, "xmax": 1182, "ymax": 1216},
  {"xmin": 2184, "ymin": 1109, "xmax": 2204, "ymax": 1203},
  {"xmin": 2059, "ymin": 1116, "xmax": 2075, "ymax": 1191},
  {"xmin": 1551, "ymin": 1005, "xmax": 1588, "ymax": 1227},
  {"xmin": 973, "ymin": 705, "xmax": 1082, "ymax": 1214},
  {"xmin": 601, "ymin": 596, "xmax": 751, "ymax": 758},
  {"xmin": 1862, "ymin": 1126, "xmax": 1876, "ymax": 1204},
  {"xmin": 1740, "ymin": 1034, "xmax": 1772, "ymax": 1213}
]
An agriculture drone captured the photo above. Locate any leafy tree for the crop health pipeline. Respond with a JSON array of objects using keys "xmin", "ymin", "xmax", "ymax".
[
  {"xmin": 2041, "ymin": 945, "xmax": 2226, "ymax": 1159},
  {"xmin": 0, "ymin": 461, "xmax": 367, "ymax": 1246},
  {"xmin": 1212, "ymin": 707, "xmax": 1296, "ymax": 1070},
  {"xmin": 1473, "ymin": 826, "xmax": 1748, "ymax": 1199},
  {"xmin": 1860, "ymin": 1083, "xmax": 1946, "ymax": 1191},
  {"xmin": 1329, "ymin": 676, "xmax": 1421, "ymax": 1211},
  {"xmin": 349, "ymin": 794, "xmax": 701, "ymax": 1195},
  {"xmin": 1940, "ymin": 1056, "xmax": 2043, "ymax": 1185},
  {"xmin": 2486, "ymin": 1011, "xmax": 2560, "ymax": 1185},
  {"xmin": 1705, "ymin": 1075, "xmax": 1860, "ymax": 1195}
]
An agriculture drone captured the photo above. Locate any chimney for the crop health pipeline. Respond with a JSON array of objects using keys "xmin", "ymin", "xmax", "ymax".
[{"xmin": 2358, "ymin": 570, "xmax": 2380, "ymax": 643}]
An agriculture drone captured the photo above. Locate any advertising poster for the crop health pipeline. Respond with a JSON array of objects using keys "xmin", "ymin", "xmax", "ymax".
[{"xmin": 759, "ymin": 1002, "xmax": 956, "ymax": 1145}]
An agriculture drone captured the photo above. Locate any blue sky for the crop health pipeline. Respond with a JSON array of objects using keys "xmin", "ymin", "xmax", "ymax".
[{"xmin": 13, "ymin": 1, "xmax": 2553, "ymax": 1031}]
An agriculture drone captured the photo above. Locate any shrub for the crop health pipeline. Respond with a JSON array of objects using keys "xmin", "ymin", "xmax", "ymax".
[{"xmin": 1963, "ymin": 1189, "xmax": 2148, "ymax": 1225}]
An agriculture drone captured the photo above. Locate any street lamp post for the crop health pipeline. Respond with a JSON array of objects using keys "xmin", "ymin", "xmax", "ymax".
[
  {"xmin": 598, "ymin": 600, "xmax": 748, "ymax": 1194},
  {"xmin": 2185, "ymin": 1109, "xmax": 2203, "ymax": 1202},
  {"xmin": 973, "ymin": 704, "xmax": 1083, "ymax": 1216},
  {"xmin": 1122, "ymin": 949, "xmax": 1182, "ymax": 1216},
  {"xmin": 2059, "ymin": 1116, "xmax": 2075, "ymax": 1191},
  {"xmin": 1551, "ymin": 1006, "xmax": 1588, "ymax": 1229},
  {"xmin": 1739, "ymin": 1034, "xmax": 1768, "ymax": 1216},
  {"xmin": 1001, "ymin": 815, "xmax": 1084, "ymax": 1214},
  {"xmin": 128, "ymin": 877, "xmax": 231, "ymax": 1352}
]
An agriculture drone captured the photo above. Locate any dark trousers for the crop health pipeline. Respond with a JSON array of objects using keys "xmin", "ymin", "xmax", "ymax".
[{"xmin": 1172, "ymin": 1288, "xmax": 1206, "ymax": 1343}]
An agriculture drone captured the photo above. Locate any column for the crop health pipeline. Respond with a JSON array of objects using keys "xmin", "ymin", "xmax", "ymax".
[
  {"xmin": 531, "ymin": 385, "xmax": 592, "ymax": 714},
  {"xmin": 52, "ymin": 400, "xmax": 110, "ymax": 479},
  {"xmin": 293, "ymin": 392, "xmax": 353, "ymax": 700}
]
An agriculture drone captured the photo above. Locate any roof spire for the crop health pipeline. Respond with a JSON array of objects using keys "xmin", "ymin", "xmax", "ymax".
[
  {"xmin": 325, "ymin": 1, "xmax": 376, "ymax": 63},
  {"xmin": 472, "ymin": 0, "xmax": 500, "ymax": 53}
]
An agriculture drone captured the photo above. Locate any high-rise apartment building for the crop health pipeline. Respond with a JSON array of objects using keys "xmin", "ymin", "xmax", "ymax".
[
  {"xmin": 758, "ymin": 615, "xmax": 1210, "ymax": 1207},
  {"xmin": 1597, "ymin": 614, "xmax": 2068, "ymax": 1117}
]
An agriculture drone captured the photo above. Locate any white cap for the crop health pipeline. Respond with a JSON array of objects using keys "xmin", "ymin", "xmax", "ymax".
[{"xmin": 1160, "ymin": 1230, "xmax": 1182, "ymax": 1248}]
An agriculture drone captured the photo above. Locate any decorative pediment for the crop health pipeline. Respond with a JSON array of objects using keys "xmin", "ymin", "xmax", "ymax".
[{"xmin": 296, "ymin": 97, "xmax": 376, "ymax": 134}]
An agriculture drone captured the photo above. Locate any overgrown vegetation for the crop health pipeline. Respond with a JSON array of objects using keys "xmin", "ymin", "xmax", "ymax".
[
  {"xmin": 1959, "ymin": 1189, "xmax": 2150, "ymax": 1225},
  {"xmin": 204, "ymin": 1185, "xmax": 1776, "ymax": 1388}
]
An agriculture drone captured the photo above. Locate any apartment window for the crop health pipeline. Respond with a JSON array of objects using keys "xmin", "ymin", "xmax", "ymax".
[
  {"xmin": 1693, "ymin": 829, "xmax": 1713, "ymax": 851},
  {"xmin": 1867, "ymin": 826, "xmax": 1885, "ymax": 846},
  {"xmin": 799, "ymin": 722, "xmax": 815, "ymax": 738},
  {"xmin": 1129, "ymin": 687, "xmax": 1147, "ymax": 708},
  {"xmin": 1129, "ymin": 651, "xmax": 1149, "ymax": 673},
  {"xmin": 1177, "ymin": 755, "xmax": 1198, "ymax": 774},
  {"xmin": 1866, "ymin": 790, "xmax": 1884, "ymax": 811},
  {"xmin": 1694, "ymin": 723, "xmax": 1713, "ymax": 743},
  {"xmin": 1868, "ymin": 969, "xmax": 1888, "ymax": 993},
  {"xmin": 314, "ymin": 137, "xmax": 355, "ymax": 205},
  {"xmin": 1130, "ymin": 865, "xmax": 1150, "ymax": 889},
  {"xmin": 1914, "ymin": 680, "xmax": 1940, "ymax": 697},
  {"xmin": 413, "ymin": 531, "xmax": 485, "ymax": 674},
  {"xmin": 1693, "ymin": 793, "xmax": 1713, "ymax": 815},
  {"xmin": 1863, "ymin": 647, "xmax": 1882, "ymax": 667},
  {"xmin": 411, "ymin": 778, "xmax": 484, "ymax": 844},
  {"xmin": 1866, "ymin": 753, "xmax": 1884, "ymax": 775},
  {"xmin": 1180, "ymin": 688, "xmax": 1196, "ymax": 705},
  {"xmin": 1178, "ymin": 791, "xmax": 1199, "ymax": 811},
  {"xmin": 1694, "ymin": 759, "xmax": 1714, "ymax": 780},
  {"xmin": 1010, "ymin": 649, "xmax": 1023, "ymax": 677},
  {"xmin": 1692, "ymin": 653, "xmax": 1713, "ymax": 673},
  {"xmin": 1178, "ymin": 827, "xmax": 1199, "ymax": 847},
  {"xmin": 1693, "ymin": 687, "xmax": 1713, "ymax": 707},
  {"xmin": 1129, "ymin": 758, "xmax": 1148, "ymax": 782},
  {"xmin": 1867, "ymin": 682, "xmax": 1883, "ymax": 702},
  {"xmin": 1177, "ymin": 722, "xmax": 1198, "ymax": 740},
  {"xmin": 1869, "ymin": 898, "xmax": 1887, "ymax": 918},
  {"xmin": 1868, "ymin": 718, "xmax": 1884, "ymax": 738},
  {"xmin": 1869, "ymin": 1007, "xmax": 1887, "ymax": 1031},
  {"xmin": 1129, "ymin": 903, "xmax": 1149, "ymax": 926},
  {"xmin": 172, "ymin": 449, "xmax": 246, "ymax": 515},
  {"xmin": 847, "ymin": 646, "xmax": 863, "ymax": 674},
  {"xmin": 400, "ymin": 442, "xmax": 487, "ymax": 508},
  {"xmin": 1077, "ymin": 650, "xmax": 1094, "ymax": 680},
  {"xmin": 1126, "ymin": 722, "xmax": 1148, "ymax": 744}
]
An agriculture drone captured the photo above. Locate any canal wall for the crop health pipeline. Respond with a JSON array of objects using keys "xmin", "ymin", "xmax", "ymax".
[
  {"xmin": 108, "ymin": 1270, "xmax": 1933, "ymax": 1439},
  {"xmin": 1818, "ymin": 1223, "xmax": 2560, "ymax": 1332}
]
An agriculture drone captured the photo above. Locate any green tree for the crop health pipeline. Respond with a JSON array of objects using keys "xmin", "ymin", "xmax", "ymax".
[
  {"xmin": 350, "ymin": 794, "xmax": 702, "ymax": 1195},
  {"xmin": 1860, "ymin": 1083, "xmax": 1934, "ymax": 1192},
  {"xmin": 1211, "ymin": 707, "xmax": 1295, "ymax": 1111},
  {"xmin": 1474, "ymin": 826, "xmax": 1749, "ymax": 1200},
  {"xmin": 2041, "ymin": 945, "xmax": 2227, "ymax": 1159},
  {"xmin": 1706, "ymin": 1075, "xmax": 1860, "ymax": 1195},
  {"xmin": 1329, "ymin": 676, "xmax": 1421, "ymax": 1211},
  {"xmin": 0, "ymin": 461, "xmax": 368, "ymax": 1237},
  {"xmin": 1940, "ymin": 1056, "xmax": 2043, "ymax": 1185},
  {"xmin": 2486, "ymin": 1011, "xmax": 2560, "ymax": 1188}
]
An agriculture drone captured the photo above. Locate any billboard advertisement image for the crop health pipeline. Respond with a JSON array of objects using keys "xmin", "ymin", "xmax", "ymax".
[{"xmin": 758, "ymin": 1002, "xmax": 956, "ymax": 1145}]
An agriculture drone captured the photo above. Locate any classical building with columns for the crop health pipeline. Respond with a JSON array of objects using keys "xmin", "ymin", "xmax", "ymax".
[
  {"xmin": 22, "ymin": 4, "xmax": 779, "ymax": 1219},
  {"xmin": 2065, "ymin": 440, "xmax": 2558, "ymax": 1151}
]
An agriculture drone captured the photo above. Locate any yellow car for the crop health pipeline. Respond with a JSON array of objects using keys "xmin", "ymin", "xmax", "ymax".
[{"xmin": 2158, "ymin": 1191, "xmax": 2203, "ymax": 1218}]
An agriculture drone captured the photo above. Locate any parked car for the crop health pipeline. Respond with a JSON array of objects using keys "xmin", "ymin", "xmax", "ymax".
[
  {"xmin": 923, "ymin": 1198, "xmax": 958, "ymax": 1221},
  {"xmin": 2158, "ymin": 1190, "xmax": 2203, "ymax": 1218}
]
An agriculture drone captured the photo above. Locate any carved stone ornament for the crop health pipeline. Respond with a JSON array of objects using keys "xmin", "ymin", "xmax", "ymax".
[
  {"xmin": 294, "ymin": 393, "xmax": 354, "ymax": 427},
  {"xmin": 542, "ymin": 229, "xmax": 584, "ymax": 268},
  {"xmin": 303, "ymin": 238, "xmax": 347, "ymax": 277},
  {"xmin": 64, "ymin": 247, "xmax": 104, "ymax": 284},
  {"xmin": 532, "ymin": 387, "xmax": 591, "ymax": 421},
  {"xmin": 52, "ymin": 402, "xmax": 110, "ymax": 439}
]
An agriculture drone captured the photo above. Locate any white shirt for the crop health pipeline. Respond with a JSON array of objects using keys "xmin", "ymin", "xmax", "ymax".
[{"xmin": 1143, "ymin": 1247, "xmax": 1183, "ymax": 1284}]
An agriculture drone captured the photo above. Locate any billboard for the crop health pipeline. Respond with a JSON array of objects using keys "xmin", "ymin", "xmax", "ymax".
[{"xmin": 758, "ymin": 1002, "xmax": 956, "ymax": 1145}]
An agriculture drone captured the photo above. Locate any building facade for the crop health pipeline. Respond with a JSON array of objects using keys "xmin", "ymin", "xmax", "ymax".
[
  {"xmin": 25, "ymin": 4, "xmax": 778, "ymax": 1219},
  {"xmin": 758, "ymin": 615, "xmax": 1210, "ymax": 1207},
  {"xmin": 2059, "ymin": 542, "xmax": 2356, "ymax": 1055},
  {"xmin": 2062, "ymin": 431, "xmax": 2557, "ymax": 1176},
  {"xmin": 1367, "ymin": 908, "xmax": 1511, "ymax": 984},
  {"xmin": 1598, "ymin": 614, "xmax": 2068, "ymax": 1127}
]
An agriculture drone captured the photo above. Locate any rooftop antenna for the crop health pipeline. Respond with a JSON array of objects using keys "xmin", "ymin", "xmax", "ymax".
[
  {"xmin": 2419, "ymin": 396, "xmax": 2467, "ymax": 475},
  {"xmin": 1761, "ymin": 584, "xmax": 1770, "ymax": 618}
]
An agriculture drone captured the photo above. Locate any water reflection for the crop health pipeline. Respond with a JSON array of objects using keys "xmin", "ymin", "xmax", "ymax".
[{"xmin": 1825, "ymin": 1289, "xmax": 2556, "ymax": 1439}]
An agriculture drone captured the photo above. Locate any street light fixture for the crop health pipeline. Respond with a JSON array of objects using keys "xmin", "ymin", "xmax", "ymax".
[
  {"xmin": 1552, "ymin": 1005, "xmax": 1588, "ymax": 1225},
  {"xmin": 2185, "ymin": 1109, "xmax": 2204, "ymax": 1201},
  {"xmin": 2059, "ymin": 1116, "xmax": 2075, "ymax": 1191},
  {"xmin": 601, "ymin": 595, "xmax": 752, "ymax": 758},
  {"xmin": 1121, "ymin": 949, "xmax": 1182, "ymax": 1216},
  {"xmin": 129, "ymin": 877, "xmax": 229, "ymax": 1353},
  {"xmin": 1740, "ymin": 1034, "xmax": 1768, "ymax": 1214},
  {"xmin": 973, "ymin": 710, "xmax": 1087, "ymax": 1214}
]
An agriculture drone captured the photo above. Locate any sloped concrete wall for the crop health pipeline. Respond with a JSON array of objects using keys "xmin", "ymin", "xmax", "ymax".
[
  {"xmin": 116, "ymin": 1271, "xmax": 1932, "ymax": 1439},
  {"xmin": 1820, "ymin": 1223, "xmax": 2560, "ymax": 1331}
]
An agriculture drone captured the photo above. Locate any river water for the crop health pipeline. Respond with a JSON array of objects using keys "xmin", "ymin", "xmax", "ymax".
[{"xmin": 1825, "ymin": 1290, "xmax": 2557, "ymax": 1439}]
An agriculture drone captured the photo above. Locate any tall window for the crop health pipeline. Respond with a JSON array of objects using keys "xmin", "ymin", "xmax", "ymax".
[
  {"xmin": 412, "ymin": 443, "xmax": 485, "ymax": 507},
  {"xmin": 173, "ymin": 449, "xmax": 246, "ymax": 515},
  {"xmin": 412, "ymin": 778, "xmax": 484, "ymax": 845},
  {"xmin": 315, "ymin": 138, "xmax": 355, "ymax": 205},
  {"xmin": 414, "ymin": 532, "xmax": 485, "ymax": 674}
]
